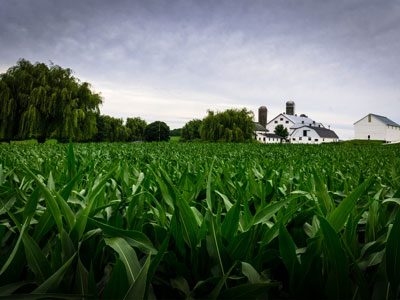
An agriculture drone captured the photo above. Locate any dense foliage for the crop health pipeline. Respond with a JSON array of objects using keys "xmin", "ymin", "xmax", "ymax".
[
  {"xmin": 144, "ymin": 121, "xmax": 170, "ymax": 142},
  {"xmin": 0, "ymin": 59, "xmax": 102, "ymax": 142},
  {"xmin": 126, "ymin": 117, "xmax": 147, "ymax": 141},
  {"xmin": 0, "ymin": 142, "xmax": 400, "ymax": 299},
  {"xmin": 274, "ymin": 124, "xmax": 289, "ymax": 139},
  {"xmin": 197, "ymin": 108, "xmax": 255, "ymax": 142},
  {"xmin": 180, "ymin": 119, "xmax": 202, "ymax": 141},
  {"xmin": 170, "ymin": 128, "xmax": 182, "ymax": 137}
]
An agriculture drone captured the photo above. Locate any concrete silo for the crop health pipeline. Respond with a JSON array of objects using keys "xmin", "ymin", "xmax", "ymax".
[
  {"xmin": 286, "ymin": 101, "xmax": 295, "ymax": 115},
  {"xmin": 258, "ymin": 106, "xmax": 268, "ymax": 128}
]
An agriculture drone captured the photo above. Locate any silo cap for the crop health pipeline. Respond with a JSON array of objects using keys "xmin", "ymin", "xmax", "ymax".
[
  {"xmin": 259, "ymin": 106, "xmax": 268, "ymax": 111},
  {"xmin": 286, "ymin": 101, "xmax": 295, "ymax": 105}
]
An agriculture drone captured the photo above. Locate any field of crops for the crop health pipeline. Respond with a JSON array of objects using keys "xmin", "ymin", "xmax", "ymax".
[{"xmin": 0, "ymin": 142, "xmax": 400, "ymax": 299}]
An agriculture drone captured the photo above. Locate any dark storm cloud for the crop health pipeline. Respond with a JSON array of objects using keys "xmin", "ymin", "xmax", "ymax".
[{"xmin": 1, "ymin": 0, "xmax": 400, "ymax": 138}]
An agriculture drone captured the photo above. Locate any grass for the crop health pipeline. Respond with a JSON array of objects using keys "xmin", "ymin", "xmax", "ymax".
[
  {"xmin": 169, "ymin": 136, "xmax": 180, "ymax": 142},
  {"xmin": 0, "ymin": 142, "xmax": 399, "ymax": 299}
]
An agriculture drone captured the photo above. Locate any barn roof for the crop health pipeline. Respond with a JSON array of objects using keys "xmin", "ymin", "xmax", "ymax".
[
  {"xmin": 293, "ymin": 125, "xmax": 339, "ymax": 138},
  {"xmin": 254, "ymin": 122, "xmax": 267, "ymax": 131},
  {"xmin": 371, "ymin": 114, "xmax": 400, "ymax": 127},
  {"xmin": 354, "ymin": 114, "xmax": 400, "ymax": 127}
]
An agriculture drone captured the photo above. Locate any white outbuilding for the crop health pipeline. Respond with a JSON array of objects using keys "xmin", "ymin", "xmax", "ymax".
[
  {"xmin": 354, "ymin": 114, "xmax": 400, "ymax": 143},
  {"xmin": 290, "ymin": 125, "xmax": 339, "ymax": 144}
]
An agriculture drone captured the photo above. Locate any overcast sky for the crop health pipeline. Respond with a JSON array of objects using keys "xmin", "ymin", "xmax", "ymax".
[{"xmin": 1, "ymin": 0, "xmax": 400, "ymax": 139}]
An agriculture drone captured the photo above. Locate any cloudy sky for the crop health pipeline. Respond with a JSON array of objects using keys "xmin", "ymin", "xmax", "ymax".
[{"xmin": 1, "ymin": 0, "xmax": 400, "ymax": 139}]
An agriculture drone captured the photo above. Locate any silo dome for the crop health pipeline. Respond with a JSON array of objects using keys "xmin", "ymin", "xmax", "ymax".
[
  {"xmin": 258, "ymin": 106, "xmax": 268, "ymax": 129},
  {"xmin": 286, "ymin": 101, "xmax": 295, "ymax": 115}
]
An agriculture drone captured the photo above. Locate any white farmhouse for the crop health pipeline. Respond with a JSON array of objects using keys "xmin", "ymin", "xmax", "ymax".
[
  {"xmin": 354, "ymin": 114, "xmax": 400, "ymax": 143},
  {"xmin": 254, "ymin": 101, "xmax": 339, "ymax": 144},
  {"xmin": 291, "ymin": 126, "xmax": 339, "ymax": 144}
]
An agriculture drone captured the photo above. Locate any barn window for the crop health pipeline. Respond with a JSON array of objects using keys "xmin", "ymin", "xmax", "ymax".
[
  {"xmin": 299, "ymin": 137, "xmax": 302, "ymax": 141},
  {"xmin": 275, "ymin": 121, "xmax": 278, "ymax": 123},
  {"xmin": 293, "ymin": 138, "xmax": 296, "ymax": 141},
  {"xmin": 302, "ymin": 121, "xmax": 304, "ymax": 124},
  {"xmin": 315, "ymin": 139, "xmax": 318, "ymax": 142},
  {"xmin": 308, "ymin": 137, "xmax": 311, "ymax": 141},
  {"xmin": 368, "ymin": 115, "xmax": 371, "ymax": 122},
  {"xmin": 280, "ymin": 118, "xmax": 283, "ymax": 121},
  {"xmin": 263, "ymin": 137, "xmax": 265, "ymax": 142},
  {"xmin": 368, "ymin": 135, "xmax": 370, "ymax": 140},
  {"xmin": 303, "ymin": 130, "xmax": 307, "ymax": 136},
  {"xmin": 285, "ymin": 121, "xmax": 289, "ymax": 124}
]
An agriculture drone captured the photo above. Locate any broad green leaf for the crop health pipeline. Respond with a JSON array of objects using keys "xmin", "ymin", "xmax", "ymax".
[
  {"xmin": 124, "ymin": 255, "xmax": 151, "ymax": 300},
  {"xmin": 318, "ymin": 216, "xmax": 351, "ymax": 299},
  {"xmin": 386, "ymin": 210, "xmax": 400, "ymax": 297},
  {"xmin": 33, "ymin": 253, "xmax": 77, "ymax": 294},
  {"xmin": 327, "ymin": 177, "xmax": 372, "ymax": 232},
  {"xmin": 23, "ymin": 166, "xmax": 63, "ymax": 233},
  {"xmin": 105, "ymin": 237, "xmax": 141, "ymax": 286},
  {"xmin": 279, "ymin": 223, "xmax": 299, "ymax": 291}
]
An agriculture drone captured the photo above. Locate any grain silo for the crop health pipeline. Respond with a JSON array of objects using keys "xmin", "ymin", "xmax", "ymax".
[
  {"xmin": 286, "ymin": 101, "xmax": 295, "ymax": 115},
  {"xmin": 258, "ymin": 106, "xmax": 268, "ymax": 128}
]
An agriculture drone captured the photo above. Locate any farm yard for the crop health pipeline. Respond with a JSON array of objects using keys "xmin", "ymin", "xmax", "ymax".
[{"xmin": 0, "ymin": 142, "xmax": 400, "ymax": 299}]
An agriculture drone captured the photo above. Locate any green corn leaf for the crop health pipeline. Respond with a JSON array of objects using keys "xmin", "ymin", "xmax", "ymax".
[
  {"xmin": 103, "ymin": 258, "xmax": 129, "ymax": 300},
  {"xmin": 23, "ymin": 166, "xmax": 63, "ymax": 233},
  {"xmin": 0, "ymin": 218, "xmax": 29, "ymax": 276},
  {"xmin": 33, "ymin": 253, "xmax": 77, "ymax": 294},
  {"xmin": 318, "ymin": 216, "xmax": 351, "ymax": 299},
  {"xmin": 124, "ymin": 255, "xmax": 151, "ymax": 300},
  {"xmin": 105, "ymin": 237, "xmax": 141, "ymax": 286},
  {"xmin": 279, "ymin": 223, "xmax": 299, "ymax": 291},
  {"xmin": 22, "ymin": 233, "xmax": 52, "ymax": 284},
  {"xmin": 89, "ymin": 218, "xmax": 157, "ymax": 254},
  {"xmin": 0, "ymin": 281, "xmax": 35, "ymax": 296},
  {"xmin": 327, "ymin": 177, "xmax": 372, "ymax": 232},
  {"xmin": 221, "ymin": 196, "xmax": 241, "ymax": 240},
  {"xmin": 386, "ymin": 210, "xmax": 400, "ymax": 297}
]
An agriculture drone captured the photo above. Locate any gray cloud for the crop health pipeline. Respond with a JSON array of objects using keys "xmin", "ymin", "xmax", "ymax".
[{"xmin": 1, "ymin": 0, "xmax": 400, "ymax": 139}]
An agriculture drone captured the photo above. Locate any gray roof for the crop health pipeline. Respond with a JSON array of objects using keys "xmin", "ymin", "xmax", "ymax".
[
  {"xmin": 261, "ymin": 133, "xmax": 283, "ymax": 139},
  {"xmin": 293, "ymin": 125, "xmax": 339, "ymax": 138},
  {"xmin": 371, "ymin": 114, "xmax": 400, "ymax": 127},
  {"xmin": 254, "ymin": 122, "xmax": 266, "ymax": 131}
]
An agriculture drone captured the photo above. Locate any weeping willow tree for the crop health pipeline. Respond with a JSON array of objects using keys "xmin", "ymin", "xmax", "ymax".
[
  {"xmin": 199, "ymin": 108, "xmax": 255, "ymax": 142},
  {"xmin": 0, "ymin": 59, "xmax": 102, "ymax": 141}
]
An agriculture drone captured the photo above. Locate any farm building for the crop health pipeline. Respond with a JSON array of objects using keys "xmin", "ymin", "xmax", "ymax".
[
  {"xmin": 254, "ymin": 101, "xmax": 339, "ymax": 144},
  {"xmin": 354, "ymin": 114, "xmax": 400, "ymax": 143}
]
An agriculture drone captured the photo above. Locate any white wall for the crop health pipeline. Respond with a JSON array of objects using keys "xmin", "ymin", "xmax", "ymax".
[
  {"xmin": 385, "ymin": 126, "xmax": 400, "ymax": 142},
  {"xmin": 354, "ymin": 115, "xmax": 400, "ymax": 142},
  {"xmin": 255, "ymin": 132, "xmax": 281, "ymax": 144},
  {"xmin": 290, "ymin": 127, "xmax": 338, "ymax": 144},
  {"xmin": 354, "ymin": 115, "xmax": 387, "ymax": 140},
  {"xmin": 266, "ymin": 114, "xmax": 293, "ymax": 134}
]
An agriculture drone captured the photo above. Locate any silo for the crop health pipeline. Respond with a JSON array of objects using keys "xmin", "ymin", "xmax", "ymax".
[
  {"xmin": 258, "ymin": 106, "xmax": 268, "ymax": 128},
  {"xmin": 286, "ymin": 101, "xmax": 295, "ymax": 115}
]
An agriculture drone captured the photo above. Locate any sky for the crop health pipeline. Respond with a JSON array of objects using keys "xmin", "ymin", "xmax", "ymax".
[{"xmin": 1, "ymin": 0, "xmax": 400, "ymax": 140}]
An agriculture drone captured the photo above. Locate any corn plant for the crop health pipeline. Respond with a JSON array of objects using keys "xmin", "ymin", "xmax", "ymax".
[{"xmin": 0, "ymin": 142, "xmax": 399, "ymax": 299}]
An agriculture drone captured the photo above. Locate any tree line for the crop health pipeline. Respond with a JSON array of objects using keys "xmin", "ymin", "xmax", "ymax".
[
  {"xmin": 0, "ymin": 59, "xmax": 169, "ymax": 142},
  {"xmin": 180, "ymin": 108, "xmax": 255, "ymax": 142}
]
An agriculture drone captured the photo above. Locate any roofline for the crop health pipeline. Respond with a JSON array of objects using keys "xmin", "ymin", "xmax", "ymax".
[
  {"xmin": 290, "ymin": 125, "xmax": 338, "ymax": 138},
  {"xmin": 354, "ymin": 113, "xmax": 400, "ymax": 127},
  {"xmin": 266, "ymin": 113, "xmax": 293, "ymax": 125}
]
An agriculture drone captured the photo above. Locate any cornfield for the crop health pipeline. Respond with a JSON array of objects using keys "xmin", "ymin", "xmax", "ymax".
[{"xmin": 0, "ymin": 142, "xmax": 399, "ymax": 299}]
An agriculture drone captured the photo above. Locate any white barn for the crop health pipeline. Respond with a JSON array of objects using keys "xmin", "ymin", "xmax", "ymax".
[
  {"xmin": 354, "ymin": 114, "xmax": 400, "ymax": 143},
  {"xmin": 290, "ymin": 125, "xmax": 339, "ymax": 144},
  {"xmin": 254, "ymin": 122, "xmax": 284, "ymax": 143}
]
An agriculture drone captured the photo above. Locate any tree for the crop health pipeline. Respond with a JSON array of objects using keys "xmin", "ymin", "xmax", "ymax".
[
  {"xmin": 126, "ymin": 117, "xmax": 147, "ymax": 141},
  {"xmin": 274, "ymin": 124, "xmax": 289, "ymax": 140},
  {"xmin": 180, "ymin": 119, "xmax": 202, "ymax": 141},
  {"xmin": 0, "ymin": 59, "xmax": 102, "ymax": 141},
  {"xmin": 170, "ymin": 128, "xmax": 182, "ymax": 137},
  {"xmin": 144, "ymin": 121, "xmax": 170, "ymax": 142},
  {"xmin": 199, "ymin": 108, "xmax": 254, "ymax": 142}
]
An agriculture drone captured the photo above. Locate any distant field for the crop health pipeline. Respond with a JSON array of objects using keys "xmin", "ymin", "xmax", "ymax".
[
  {"xmin": 169, "ymin": 135, "xmax": 180, "ymax": 142},
  {"xmin": 0, "ymin": 142, "xmax": 400, "ymax": 299}
]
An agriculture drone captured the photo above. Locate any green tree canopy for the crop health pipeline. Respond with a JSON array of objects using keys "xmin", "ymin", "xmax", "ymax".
[
  {"xmin": 94, "ymin": 114, "xmax": 131, "ymax": 142},
  {"xmin": 170, "ymin": 128, "xmax": 182, "ymax": 136},
  {"xmin": 181, "ymin": 119, "xmax": 202, "ymax": 141},
  {"xmin": 126, "ymin": 117, "xmax": 147, "ymax": 141},
  {"xmin": 274, "ymin": 124, "xmax": 289, "ymax": 139},
  {"xmin": 144, "ymin": 121, "xmax": 170, "ymax": 142},
  {"xmin": 199, "ymin": 108, "xmax": 254, "ymax": 142},
  {"xmin": 0, "ymin": 59, "xmax": 102, "ymax": 141}
]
